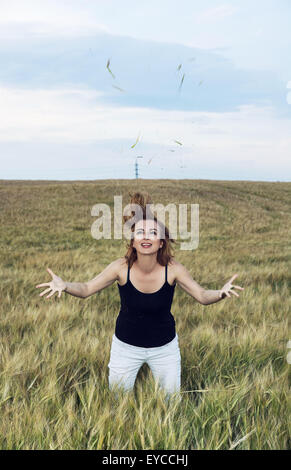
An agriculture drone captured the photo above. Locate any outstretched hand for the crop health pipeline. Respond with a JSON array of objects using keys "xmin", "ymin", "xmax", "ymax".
[
  {"xmin": 36, "ymin": 267, "xmax": 67, "ymax": 299},
  {"xmin": 219, "ymin": 274, "xmax": 244, "ymax": 299}
]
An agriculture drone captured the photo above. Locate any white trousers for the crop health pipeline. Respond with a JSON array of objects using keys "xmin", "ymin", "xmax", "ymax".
[{"xmin": 108, "ymin": 333, "xmax": 181, "ymax": 401}]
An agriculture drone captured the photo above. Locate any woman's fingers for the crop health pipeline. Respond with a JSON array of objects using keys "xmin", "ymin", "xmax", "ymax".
[
  {"xmin": 229, "ymin": 273, "xmax": 238, "ymax": 283},
  {"xmin": 46, "ymin": 290, "xmax": 56, "ymax": 299},
  {"xmin": 36, "ymin": 283, "xmax": 50, "ymax": 288},
  {"xmin": 47, "ymin": 267, "xmax": 55, "ymax": 277},
  {"xmin": 38, "ymin": 287, "xmax": 62, "ymax": 299},
  {"xmin": 229, "ymin": 289, "xmax": 239, "ymax": 297},
  {"xmin": 222, "ymin": 290, "xmax": 231, "ymax": 298},
  {"xmin": 221, "ymin": 281, "xmax": 244, "ymax": 300},
  {"xmin": 39, "ymin": 287, "xmax": 51, "ymax": 297}
]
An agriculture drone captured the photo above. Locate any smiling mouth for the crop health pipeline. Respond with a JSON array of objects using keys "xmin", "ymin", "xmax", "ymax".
[{"xmin": 141, "ymin": 243, "xmax": 152, "ymax": 248}]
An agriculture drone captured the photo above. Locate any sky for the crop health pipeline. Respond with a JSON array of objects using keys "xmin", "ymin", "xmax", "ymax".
[{"xmin": 0, "ymin": 0, "xmax": 291, "ymax": 181}]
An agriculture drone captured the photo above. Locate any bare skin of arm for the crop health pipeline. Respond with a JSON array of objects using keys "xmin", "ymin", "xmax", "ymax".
[
  {"xmin": 83, "ymin": 258, "xmax": 122, "ymax": 298},
  {"xmin": 36, "ymin": 259, "xmax": 122, "ymax": 299},
  {"xmin": 172, "ymin": 261, "xmax": 244, "ymax": 305},
  {"xmin": 36, "ymin": 259, "xmax": 244, "ymax": 303}
]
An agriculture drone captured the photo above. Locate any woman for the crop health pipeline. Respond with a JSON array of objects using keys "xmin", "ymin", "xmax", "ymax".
[{"xmin": 36, "ymin": 192, "xmax": 244, "ymax": 401}]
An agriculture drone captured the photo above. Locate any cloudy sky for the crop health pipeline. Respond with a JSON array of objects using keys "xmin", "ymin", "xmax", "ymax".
[{"xmin": 1, "ymin": 0, "xmax": 290, "ymax": 181}]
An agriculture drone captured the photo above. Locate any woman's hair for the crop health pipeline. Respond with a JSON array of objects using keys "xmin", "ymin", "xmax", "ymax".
[{"xmin": 123, "ymin": 191, "xmax": 177, "ymax": 268}]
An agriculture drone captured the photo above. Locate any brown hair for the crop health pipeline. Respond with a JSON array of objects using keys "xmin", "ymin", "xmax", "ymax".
[{"xmin": 123, "ymin": 191, "xmax": 177, "ymax": 268}]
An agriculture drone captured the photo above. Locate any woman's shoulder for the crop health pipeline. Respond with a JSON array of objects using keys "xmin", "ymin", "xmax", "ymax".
[
  {"xmin": 167, "ymin": 258, "xmax": 182, "ymax": 283},
  {"xmin": 167, "ymin": 258, "xmax": 187, "ymax": 279},
  {"xmin": 114, "ymin": 257, "xmax": 129, "ymax": 284},
  {"xmin": 114, "ymin": 257, "xmax": 128, "ymax": 269},
  {"xmin": 168, "ymin": 258, "xmax": 182, "ymax": 269}
]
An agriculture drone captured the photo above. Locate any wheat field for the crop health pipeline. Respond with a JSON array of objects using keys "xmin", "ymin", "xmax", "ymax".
[{"xmin": 0, "ymin": 178, "xmax": 290, "ymax": 450}]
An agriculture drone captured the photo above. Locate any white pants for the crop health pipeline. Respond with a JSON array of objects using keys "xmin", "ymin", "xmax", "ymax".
[{"xmin": 108, "ymin": 333, "xmax": 181, "ymax": 401}]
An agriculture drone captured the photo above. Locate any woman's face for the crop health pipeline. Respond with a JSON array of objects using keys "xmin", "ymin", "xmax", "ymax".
[{"xmin": 132, "ymin": 219, "xmax": 163, "ymax": 255}]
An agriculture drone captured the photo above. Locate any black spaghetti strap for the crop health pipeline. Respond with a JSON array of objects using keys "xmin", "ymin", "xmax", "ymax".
[
  {"xmin": 127, "ymin": 263, "xmax": 130, "ymax": 282},
  {"xmin": 165, "ymin": 264, "xmax": 167, "ymax": 282}
]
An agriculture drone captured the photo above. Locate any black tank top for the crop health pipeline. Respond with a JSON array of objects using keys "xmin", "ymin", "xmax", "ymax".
[{"xmin": 115, "ymin": 262, "xmax": 176, "ymax": 347}]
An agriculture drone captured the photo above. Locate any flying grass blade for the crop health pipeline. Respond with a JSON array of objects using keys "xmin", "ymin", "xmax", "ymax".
[
  {"xmin": 131, "ymin": 133, "xmax": 141, "ymax": 149},
  {"xmin": 112, "ymin": 85, "xmax": 125, "ymax": 92},
  {"xmin": 106, "ymin": 58, "xmax": 116, "ymax": 79},
  {"xmin": 179, "ymin": 73, "xmax": 185, "ymax": 91}
]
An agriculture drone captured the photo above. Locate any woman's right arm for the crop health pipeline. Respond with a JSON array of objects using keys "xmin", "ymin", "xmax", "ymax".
[
  {"xmin": 64, "ymin": 281, "xmax": 88, "ymax": 298},
  {"xmin": 36, "ymin": 259, "xmax": 123, "ymax": 299},
  {"xmin": 83, "ymin": 258, "xmax": 123, "ymax": 298},
  {"xmin": 36, "ymin": 267, "xmax": 87, "ymax": 299}
]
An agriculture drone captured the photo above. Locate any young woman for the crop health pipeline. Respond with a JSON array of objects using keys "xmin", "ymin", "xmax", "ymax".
[{"xmin": 36, "ymin": 192, "xmax": 244, "ymax": 401}]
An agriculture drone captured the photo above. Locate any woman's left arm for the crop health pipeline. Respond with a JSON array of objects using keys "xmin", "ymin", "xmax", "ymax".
[
  {"xmin": 202, "ymin": 272, "xmax": 244, "ymax": 304},
  {"xmin": 174, "ymin": 262, "xmax": 244, "ymax": 305}
]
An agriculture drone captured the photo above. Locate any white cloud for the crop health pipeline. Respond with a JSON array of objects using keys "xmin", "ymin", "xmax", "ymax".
[
  {"xmin": 0, "ymin": 86, "xmax": 290, "ymax": 173},
  {"xmin": 198, "ymin": 4, "xmax": 238, "ymax": 21},
  {"xmin": 0, "ymin": 87, "xmax": 106, "ymax": 141},
  {"xmin": 1, "ymin": 0, "xmax": 290, "ymax": 79},
  {"xmin": 0, "ymin": 0, "xmax": 110, "ymax": 37}
]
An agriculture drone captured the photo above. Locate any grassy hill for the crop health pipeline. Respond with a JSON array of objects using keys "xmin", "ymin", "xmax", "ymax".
[{"xmin": 0, "ymin": 178, "xmax": 290, "ymax": 449}]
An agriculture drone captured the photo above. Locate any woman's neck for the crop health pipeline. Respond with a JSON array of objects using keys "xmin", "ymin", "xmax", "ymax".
[{"xmin": 134, "ymin": 255, "xmax": 159, "ymax": 274}]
